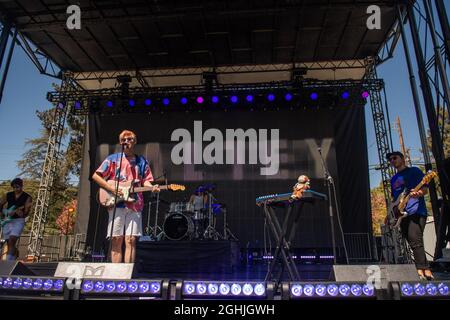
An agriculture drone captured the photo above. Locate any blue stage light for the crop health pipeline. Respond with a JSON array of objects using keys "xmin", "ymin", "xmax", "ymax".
[
  {"xmin": 32, "ymin": 279, "xmax": 43, "ymax": 290},
  {"xmin": 211, "ymin": 96, "xmax": 219, "ymax": 104},
  {"xmin": 196, "ymin": 283, "xmax": 207, "ymax": 295},
  {"xmin": 184, "ymin": 283, "xmax": 196, "ymax": 295},
  {"xmin": 82, "ymin": 280, "xmax": 94, "ymax": 293},
  {"xmin": 291, "ymin": 284, "xmax": 303, "ymax": 297},
  {"xmin": 254, "ymin": 283, "xmax": 265, "ymax": 296},
  {"xmin": 219, "ymin": 283, "xmax": 231, "ymax": 295},
  {"xmin": 350, "ymin": 284, "xmax": 362, "ymax": 297},
  {"xmin": 401, "ymin": 283, "xmax": 414, "ymax": 296},
  {"xmin": 231, "ymin": 284, "xmax": 242, "ymax": 296},
  {"xmin": 23, "ymin": 278, "xmax": 33, "ymax": 290},
  {"xmin": 163, "ymin": 98, "xmax": 170, "ymax": 106},
  {"xmin": 75, "ymin": 101, "xmax": 82, "ymax": 109},
  {"xmin": 128, "ymin": 99, "xmax": 135, "ymax": 107},
  {"xmin": 438, "ymin": 283, "xmax": 449, "ymax": 296},
  {"xmin": 338, "ymin": 284, "xmax": 351, "ymax": 297},
  {"xmin": 150, "ymin": 282, "xmax": 161, "ymax": 294},
  {"xmin": 242, "ymin": 284, "xmax": 253, "ymax": 296},
  {"xmin": 106, "ymin": 101, "xmax": 114, "ymax": 108},
  {"xmin": 43, "ymin": 279, "xmax": 53, "ymax": 291},
  {"xmin": 105, "ymin": 281, "xmax": 116, "ymax": 292},
  {"xmin": 267, "ymin": 94, "xmax": 275, "ymax": 102},
  {"xmin": 327, "ymin": 284, "xmax": 339, "ymax": 297},
  {"xmin": 303, "ymin": 284, "xmax": 315, "ymax": 297},
  {"xmin": 145, "ymin": 99, "xmax": 152, "ymax": 106},
  {"xmin": 285, "ymin": 93, "xmax": 293, "ymax": 101},
  {"xmin": 246, "ymin": 95, "xmax": 254, "ymax": 102},
  {"xmin": 362, "ymin": 284, "xmax": 375, "ymax": 297},
  {"xmin": 57, "ymin": 102, "xmax": 65, "ymax": 109},
  {"xmin": 230, "ymin": 96, "xmax": 238, "ymax": 103},
  {"xmin": 53, "ymin": 279, "xmax": 64, "ymax": 291},
  {"xmin": 310, "ymin": 92, "xmax": 318, "ymax": 100},
  {"xmin": 94, "ymin": 281, "xmax": 105, "ymax": 292},
  {"xmin": 414, "ymin": 283, "xmax": 426, "ymax": 296},
  {"xmin": 116, "ymin": 281, "xmax": 127, "ymax": 293},
  {"xmin": 207, "ymin": 284, "xmax": 218, "ymax": 295},
  {"xmin": 315, "ymin": 284, "xmax": 327, "ymax": 297},
  {"xmin": 13, "ymin": 278, "xmax": 22, "ymax": 289},
  {"xmin": 342, "ymin": 91, "xmax": 350, "ymax": 99},
  {"xmin": 180, "ymin": 97, "xmax": 188, "ymax": 105},
  {"xmin": 426, "ymin": 283, "xmax": 438, "ymax": 296},
  {"xmin": 127, "ymin": 282, "xmax": 138, "ymax": 293},
  {"xmin": 138, "ymin": 282, "xmax": 150, "ymax": 294}
]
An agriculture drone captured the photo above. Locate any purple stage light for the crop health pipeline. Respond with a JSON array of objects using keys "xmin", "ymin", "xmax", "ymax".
[
  {"xmin": 32, "ymin": 279, "xmax": 43, "ymax": 290},
  {"xmin": 231, "ymin": 284, "xmax": 242, "ymax": 295},
  {"xmin": 197, "ymin": 283, "xmax": 207, "ymax": 295},
  {"xmin": 327, "ymin": 284, "xmax": 339, "ymax": 296},
  {"xmin": 116, "ymin": 281, "xmax": 127, "ymax": 293},
  {"xmin": 82, "ymin": 280, "xmax": 94, "ymax": 293},
  {"xmin": 94, "ymin": 281, "xmax": 105, "ymax": 292},
  {"xmin": 23, "ymin": 278, "xmax": 33, "ymax": 289},
  {"xmin": 127, "ymin": 282, "xmax": 138, "ymax": 293},
  {"xmin": 426, "ymin": 283, "xmax": 438, "ymax": 296},
  {"xmin": 362, "ymin": 284, "xmax": 375, "ymax": 296},
  {"xmin": 291, "ymin": 284, "xmax": 303, "ymax": 297},
  {"xmin": 105, "ymin": 281, "xmax": 116, "ymax": 292},
  {"xmin": 184, "ymin": 283, "xmax": 195, "ymax": 295},
  {"xmin": 219, "ymin": 283, "xmax": 230, "ymax": 295},
  {"xmin": 53, "ymin": 279, "xmax": 64, "ymax": 291},
  {"xmin": 3, "ymin": 277, "xmax": 13, "ymax": 289},
  {"xmin": 303, "ymin": 284, "xmax": 315, "ymax": 297},
  {"xmin": 208, "ymin": 283, "xmax": 219, "ymax": 295},
  {"xmin": 315, "ymin": 284, "xmax": 327, "ymax": 297},
  {"xmin": 414, "ymin": 283, "xmax": 426, "ymax": 296},
  {"xmin": 338, "ymin": 284, "xmax": 351, "ymax": 296},
  {"xmin": 242, "ymin": 283, "xmax": 253, "ymax": 296},
  {"xmin": 362, "ymin": 91, "xmax": 370, "ymax": 99},
  {"xmin": 196, "ymin": 97, "xmax": 204, "ymax": 104},
  {"xmin": 43, "ymin": 279, "xmax": 53, "ymax": 291},
  {"xmin": 138, "ymin": 282, "xmax": 150, "ymax": 294},
  {"xmin": 438, "ymin": 283, "xmax": 449, "ymax": 296},
  {"xmin": 12, "ymin": 278, "xmax": 22, "ymax": 289},
  {"xmin": 401, "ymin": 283, "xmax": 414, "ymax": 296},
  {"xmin": 150, "ymin": 282, "xmax": 161, "ymax": 294},
  {"xmin": 254, "ymin": 283, "xmax": 265, "ymax": 296},
  {"xmin": 350, "ymin": 284, "xmax": 362, "ymax": 296}
]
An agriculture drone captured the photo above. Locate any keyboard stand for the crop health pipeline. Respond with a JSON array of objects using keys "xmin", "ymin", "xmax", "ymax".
[{"xmin": 263, "ymin": 200, "xmax": 304, "ymax": 285}]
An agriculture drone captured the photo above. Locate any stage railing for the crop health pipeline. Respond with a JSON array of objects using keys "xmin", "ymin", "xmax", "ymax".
[{"xmin": 343, "ymin": 233, "xmax": 373, "ymax": 261}]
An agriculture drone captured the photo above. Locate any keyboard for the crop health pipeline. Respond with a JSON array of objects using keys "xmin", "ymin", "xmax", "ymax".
[{"xmin": 255, "ymin": 190, "xmax": 327, "ymax": 205}]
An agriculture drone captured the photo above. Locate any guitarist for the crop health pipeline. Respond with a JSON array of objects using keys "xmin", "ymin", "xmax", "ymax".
[
  {"xmin": 387, "ymin": 151, "xmax": 433, "ymax": 280},
  {"xmin": 92, "ymin": 130, "xmax": 160, "ymax": 263},
  {"xmin": 0, "ymin": 178, "xmax": 32, "ymax": 261}
]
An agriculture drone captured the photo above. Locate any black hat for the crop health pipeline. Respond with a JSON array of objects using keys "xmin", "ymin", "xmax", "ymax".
[
  {"xmin": 10, "ymin": 178, "xmax": 23, "ymax": 187},
  {"xmin": 386, "ymin": 151, "xmax": 404, "ymax": 160}
]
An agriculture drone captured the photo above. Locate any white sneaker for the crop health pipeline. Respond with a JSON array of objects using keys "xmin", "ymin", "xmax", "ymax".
[{"xmin": 446, "ymin": 242, "xmax": 450, "ymax": 249}]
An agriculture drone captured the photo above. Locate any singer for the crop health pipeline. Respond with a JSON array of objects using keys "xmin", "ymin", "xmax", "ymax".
[{"xmin": 92, "ymin": 130, "xmax": 160, "ymax": 263}]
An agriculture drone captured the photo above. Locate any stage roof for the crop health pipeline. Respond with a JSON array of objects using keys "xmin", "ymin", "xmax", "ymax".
[{"xmin": 1, "ymin": 0, "xmax": 399, "ymax": 74}]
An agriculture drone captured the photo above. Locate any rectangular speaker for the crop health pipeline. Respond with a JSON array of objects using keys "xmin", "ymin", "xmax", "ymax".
[
  {"xmin": 332, "ymin": 264, "xmax": 419, "ymax": 289},
  {"xmin": 54, "ymin": 262, "xmax": 134, "ymax": 279},
  {"xmin": 0, "ymin": 261, "xmax": 35, "ymax": 276}
]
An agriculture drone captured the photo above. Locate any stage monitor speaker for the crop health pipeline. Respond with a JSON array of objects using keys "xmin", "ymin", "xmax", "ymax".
[
  {"xmin": 332, "ymin": 264, "xmax": 419, "ymax": 289},
  {"xmin": 54, "ymin": 262, "xmax": 135, "ymax": 279},
  {"xmin": 0, "ymin": 261, "xmax": 35, "ymax": 276}
]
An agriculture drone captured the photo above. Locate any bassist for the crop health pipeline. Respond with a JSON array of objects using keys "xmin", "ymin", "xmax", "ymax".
[{"xmin": 387, "ymin": 151, "xmax": 433, "ymax": 280}]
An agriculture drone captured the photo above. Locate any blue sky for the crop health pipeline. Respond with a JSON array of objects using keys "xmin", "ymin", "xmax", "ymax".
[{"xmin": 0, "ymin": 10, "xmax": 444, "ymax": 189}]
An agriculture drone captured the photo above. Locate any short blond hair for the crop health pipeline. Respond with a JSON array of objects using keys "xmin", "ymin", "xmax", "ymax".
[{"xmin": 119, "ymin": 130, "xmax": 137, "ymax": 143}]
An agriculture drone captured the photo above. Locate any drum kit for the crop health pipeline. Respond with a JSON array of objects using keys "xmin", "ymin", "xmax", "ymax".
[{"xmin": 145, "ymin": 184, "xmax": 237, "ymax": 241}]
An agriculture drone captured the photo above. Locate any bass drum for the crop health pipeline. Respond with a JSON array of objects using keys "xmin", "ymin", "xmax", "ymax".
[{"xmin": 163, "ymin": 213, "xmax": 194, "ymax": 240}]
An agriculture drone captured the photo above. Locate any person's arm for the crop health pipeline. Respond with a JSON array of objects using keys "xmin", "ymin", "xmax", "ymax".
[
  {"xmin": 141, "ymin": 159, "xmax": 160, "ymax": 192},
  {"xmin": 92, "ymin": 158, "xmax": 123, "ymax": 196},
  {"xmin": 0, "ymin": 195, "xmax": 6, "ymax": 210},
  {"xmin": 17, "ymin": 196, "xmax": 33, "ymax": 218},
  {"xmin": 188, "ymin": 195, "xmax": 195, "ymax": 204},
  {"xmin": 410, "ymin": 168, "xmax": 428, "ymax": 198}
]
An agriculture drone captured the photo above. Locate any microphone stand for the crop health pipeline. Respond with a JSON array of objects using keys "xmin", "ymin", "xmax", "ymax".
[
  {"xmin": 151, "ymin": 171, "xmax": 167, "ymax": 240},
  {"xmin": 108, "ymin": 143, "xmax": 125, "ymax": 262},
  {"xmin": 317, "ymin": 148, "xmax": 338, "ymax": 265}
]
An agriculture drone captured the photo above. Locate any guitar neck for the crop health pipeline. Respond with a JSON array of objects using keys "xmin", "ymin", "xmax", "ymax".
[{"xmin": 131, "ymin": 185, "xmax": 170, "ymax": 193}]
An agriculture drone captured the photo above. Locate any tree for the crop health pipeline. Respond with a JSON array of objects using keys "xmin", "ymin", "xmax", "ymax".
[
  {"xmin": 371, "ymin": 182, "xmax": 387, "ymax": 236},
  {"xmin": 56, "ymin": 200, "xmax": 77, "ymax": 235},
  {"xmin": 16, "ymin": 103, "xmax": 85, "ymax": 235}
]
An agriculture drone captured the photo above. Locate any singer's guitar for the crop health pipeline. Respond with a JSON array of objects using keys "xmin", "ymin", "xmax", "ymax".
[
  {"xmin": 388, "ymin": 170, "xmax": 437, "ymax": 228},
  {"xmin": 98, "ymin": 180, "xmax": 185, "ymax": 207}
]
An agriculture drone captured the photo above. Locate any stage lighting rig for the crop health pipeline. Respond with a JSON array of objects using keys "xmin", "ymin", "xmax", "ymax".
[
  {"xmin": 116, "ymin": 75, "xmax": 132, "ymax": 98},
  {"xmin": 202, "ymin": 72, "xmax": 218, "ymax": 92}
]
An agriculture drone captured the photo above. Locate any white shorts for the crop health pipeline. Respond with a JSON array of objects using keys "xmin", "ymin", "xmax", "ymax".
[
  {"xmin": 106, "ymin": 207, "xmax": 142, "ymax": 238},
  {"xmin": 2, "ymin": 218, "xmax": 25, "ymax": 240}
]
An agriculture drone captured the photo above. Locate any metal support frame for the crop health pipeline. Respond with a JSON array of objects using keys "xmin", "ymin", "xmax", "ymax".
[{"xmin": 26, "ymin": 75, "xmax": 74, "ymax": 261}]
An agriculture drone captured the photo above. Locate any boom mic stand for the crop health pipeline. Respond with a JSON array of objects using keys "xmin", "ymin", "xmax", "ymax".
[{"xmin": 148, "ymin": 171, "xmax": 167, "ymax": 240}]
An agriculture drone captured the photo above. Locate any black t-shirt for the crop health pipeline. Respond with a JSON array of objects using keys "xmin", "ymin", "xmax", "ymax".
[{"xmin": 6, "ymin": 191, "xmax": 31, "ymax": 219}]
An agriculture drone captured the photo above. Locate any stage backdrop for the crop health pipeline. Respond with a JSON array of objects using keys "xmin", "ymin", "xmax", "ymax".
[{"xmin": 76, "ymin": 107, "xmax": 371, "ymax": 254}]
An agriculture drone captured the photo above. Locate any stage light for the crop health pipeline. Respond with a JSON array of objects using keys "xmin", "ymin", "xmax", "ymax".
[
  {"xmin": 211, "ymin": 96, "xmax": 219, "ymax": 104},
  {"xmin": 163, "ymin": 98, "xmax": 170, "ymax": 106},
  {"xmin": 208, "ymin": 284, "xmax": 219, "ymax": 295},
  {"xmin": 180, "ymin": 97, "xmax": 188, "ymax": 105},
  {"xmin": 242, "ymin": 283, "xmax": 253, "ymax": 296},
  {"xmin": 286, "ymin": 282, "xmax": 376, "ymax": 299},
  {"xmin": 0, "ymin": 277, "xmax": 65, "ymax": 292},
  {"xmin": 230, "ymin": 96, "xmax": 238, "ymax": 103},
  {"xmin": 145, "ymin": 99, "xmax": 152, "ymax": 106},
  {"xmin": 267, "ymin": 94, "xmax": 275, "ymax": 102},
  {"xmin": 399, "ymin": 282, "xmax": 449, "ymax": 298},
  {"xmin": 285, "ymin": 93, "xmax": 293, "ymax": 101},
  {"xmin": 80, "ymin": 279, "xmax": 164, "ymax": 298},
  {"xmin": 310, "ymin": 92, "xmax": 318, "ymax": 100},
  {"xmin": 75, "ymin": 101, "xmax": 82, "ymax": 109},
  {"xmin": 196, "ymin": 97, "xmax": 204, "ymax": 104},
  {"xmin": 362, "ymin": 91, "xmax": 369, "ymax": 99},
  {"xmin": 246, "ymin": 95, "xmax": 254, "ymax": 102},
  {"xmin": 57, "ymin": 102, "xmax": 65, "ymax": 109},
  {"xmin": 341, "ymin": 91, "xmax": 350, "ymax": 99},
  {"xmin": 106, "ymin": 100, "xmax": 114, "ymax": 108},
  {"xmin": 128, "ymin": 99, "xmax": 135, "ymax": 107},
  {"xmin": 179, "ymin": 281, "xmax": 271, "ymax": 299}
]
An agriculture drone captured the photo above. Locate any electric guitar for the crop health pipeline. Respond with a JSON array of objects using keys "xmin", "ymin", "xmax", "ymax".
[
  {"xmin": 1, "ymin": 205, "xmax": 24, "ymax": 227},
  {"xmin": 98, "ymin": 180, "xmax": 185, "ymax": 207},
  {"xmin": 388, "ymin": 170, "xmax": 437, "ymax": 228}
]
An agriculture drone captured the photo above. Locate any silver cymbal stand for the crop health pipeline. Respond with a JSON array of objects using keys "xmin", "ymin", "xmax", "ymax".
[{"xmin": 203, "ymin": 191, "xmax": 222, "ymax": 240}]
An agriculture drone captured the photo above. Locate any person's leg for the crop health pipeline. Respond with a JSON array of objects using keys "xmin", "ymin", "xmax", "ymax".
[
  {"xmin": 124, "ymin": 210, "xmax": 142, "ymax": 263},
  {"xmin": 110, "ymin": 236, "xmax": 124, "ymax": 263},
  {"xmin": 124, "ymin": 236, "xmax": 137, "ymax": 263},
  {"xmin": 406, "ymin": 215, "xmax": 428, "ymax": 270}
]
